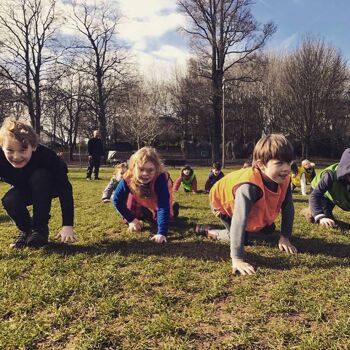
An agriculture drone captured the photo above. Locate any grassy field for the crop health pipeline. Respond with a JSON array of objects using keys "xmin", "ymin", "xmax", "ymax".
[{"xmin": 0, "ymin": 166, "xmax": 349, "ymax": 350}]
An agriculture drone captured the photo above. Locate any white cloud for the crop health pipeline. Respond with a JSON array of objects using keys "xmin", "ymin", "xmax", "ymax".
[
  {"xmin": 55, "ymin": 0, "xmax": 191, "ymax": 78},
  {"xmin": 117, "ymin": 0, "xmax": 177, "ymax": 18},
  {"xmin": 118, "ymin": 12, "xmax": 186, "ymax": 43},
  {"xmin": 132, "ymin": 44, "xmax": 190, "ymax": 80},
  {"xmin": 117, "ymin": 1, "xmax": 190, "ymax": 78}
]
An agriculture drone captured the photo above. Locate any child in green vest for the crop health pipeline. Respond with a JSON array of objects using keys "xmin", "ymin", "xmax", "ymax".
[
  {"xmin": 302, "ymin": 148, "xmax": 350, "ymax": 227},
  {"xmin": 173, "ymin": 165, "xmax": 197, "ymax": 193},
  {"xmin": 196, "ymin": 134, "xmax": 297, "ymax": 276}
]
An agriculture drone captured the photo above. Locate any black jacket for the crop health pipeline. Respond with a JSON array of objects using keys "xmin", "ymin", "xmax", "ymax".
[{"xmin": 0, "ymin": 144, "xmax": 74, "ymax": 226}]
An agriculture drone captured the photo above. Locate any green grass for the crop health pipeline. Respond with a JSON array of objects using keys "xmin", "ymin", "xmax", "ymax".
[{"xmin": 0, "ymin": 166, "xmax": 349, "ymax": 350}]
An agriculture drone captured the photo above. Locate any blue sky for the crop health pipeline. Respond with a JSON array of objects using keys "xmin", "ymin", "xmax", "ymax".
[
  {"xmin": 252, "ymin": 0, "xmax": 350, "ymax": 61},
  {"xmin": 57, "ymin": 0, "xmax": 350, "ymax": 77}
]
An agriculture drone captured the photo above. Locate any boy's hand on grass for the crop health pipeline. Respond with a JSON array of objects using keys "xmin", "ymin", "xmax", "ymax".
[
  {"xmin": 232, "ymin": 258, "xmax": 255, "ymax": 275},
  {"xmin": 278, "ymin": 236, "xmax": 297, "ymax": 254},
  {"xmin": 319, "ymin": 217, "xmax": 337, "ymax": 228},
  {"xmin": 55, "ymin": 226, "xmax": 77, "ymax": 243},
  {"xmin": 150, "ymin": 234, "xmax": 167, "ymax": 244},
  {"xmin": 128, "ymin": 219, "xmax": 143, "ymax": 232},
  {"xmin": 102, "ymin": 199, "xmax": 110, "ymax": 203}
]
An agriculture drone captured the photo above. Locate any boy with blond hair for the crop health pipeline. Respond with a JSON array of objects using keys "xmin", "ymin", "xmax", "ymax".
[
  {"xmin": 0, "ymin": 117, "xmax": 77, "ymax": 248},
  {"xmin": 196, "ymin": 134, "xmax": 297, "ymax": 275}
]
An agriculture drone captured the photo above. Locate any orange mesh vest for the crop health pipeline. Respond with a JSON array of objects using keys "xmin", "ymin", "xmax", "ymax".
[
  {"xmin": 209, "ymin": 167, "xmax": 290, "ymax": 232},
  {"xmin": 124, "ymin": 172, "xmax": 174, "ymax": 217}
]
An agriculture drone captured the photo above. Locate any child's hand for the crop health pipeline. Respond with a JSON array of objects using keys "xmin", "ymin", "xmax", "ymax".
[
  {"xmin": 319, "ymin": 217, "xmax": 337, "ymax": 228},
  {"xmin": 54, "ymin": 226, "xmax": 77, "ymax": 243},
  {"xmin": 102, "ymin": 199, "xmax": 110, "ymax": 203},
  {"xmin": 128, "ymin": 219, "xmax": 143, "ymax": 232},
  {"xmin": 150, "ymin": 234, "xmax": 167, "ymax": 243},
  {"xmin": 232, "ymin": 258, "xmax": 255, "ymax": 275},
  {"xmin": 278, "ymin": 236, "xmax": 297, "ymax": 254}
]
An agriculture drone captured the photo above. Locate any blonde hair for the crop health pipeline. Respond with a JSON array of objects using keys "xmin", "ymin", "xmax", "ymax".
[
  {"xmin": 0, "ymin": 117, "xmax": 38, "ymax": 148},
  {"xmin": 113, "ymin": 162, "xmax": 127, "ymax": 175},
  {"xmin": 253, "ymin": 134, "xmax": 294, "ymax": 168},
  {"xmin": 123, "ymin": 147, "xmax": 164, "ymax": 196},
  {"xmin": 113, "ymin": 162, "xmax": 127, "ymax": 181}
]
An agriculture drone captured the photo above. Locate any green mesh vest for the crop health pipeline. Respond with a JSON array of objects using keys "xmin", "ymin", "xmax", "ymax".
[
  {"xmin": 182, "ymin": 173, "xmax": 195, "ymax": 191},
  {"xmin": 311, "ymin": 163, "xmax": 350, "ymax": 211}
]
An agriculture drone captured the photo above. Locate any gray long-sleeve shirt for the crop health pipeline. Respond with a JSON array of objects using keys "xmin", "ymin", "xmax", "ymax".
[{"xmin": 229, "ymin": 180, "xmax": 294, "ymax": 260}]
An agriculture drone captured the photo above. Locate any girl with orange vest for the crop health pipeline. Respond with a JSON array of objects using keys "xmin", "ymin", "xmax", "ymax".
[
  {"xmin": 196, "ymin": 134, "xmax": 297, "ymax": 275},
  {"xmin": 112, "ymin": 147, "xmax": 178, "ymax": 244}
]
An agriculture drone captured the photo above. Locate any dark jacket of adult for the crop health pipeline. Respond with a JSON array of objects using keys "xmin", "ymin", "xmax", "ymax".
[{"xmin": 88, "ymin": 138, "xmax": 104, "ymax": 158}]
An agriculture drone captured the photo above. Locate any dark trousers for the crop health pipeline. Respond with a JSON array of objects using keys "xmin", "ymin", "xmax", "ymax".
[
  {"xmin": 86, "ymin": 157, "xmax": 101, "ymax": 179},
  {"xmin": 1, "ymin": 169, "xmax": 56, "ymax": 232},
  {"xmin": 309, "ymin": 195, "xmax": 335, "ymax": 219}
]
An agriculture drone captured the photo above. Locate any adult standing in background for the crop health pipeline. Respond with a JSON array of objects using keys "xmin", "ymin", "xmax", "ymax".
[{"xmin": 86, "ymin": 130, "xmax": 104, "ymax": 180}]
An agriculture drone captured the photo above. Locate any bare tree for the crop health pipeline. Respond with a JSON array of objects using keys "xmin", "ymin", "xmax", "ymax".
[
  {"xmin": 168, "ymin": 60, "xmax": 212, "ymax": 157},
  {"xmin": 118, "ymin": 80, "xmax": 165, "ymax": 149},
  {"xmin": 0, "ymin": 0, "xmax": 59, "ymax": 134},
  {"xmin": 71, "ymin": 1, "xmax": 127, "ymax": 155},
  {"xmin": 178, "ymin": 0, "xmax": 275, "ymax": 161},
  {"xmin": 44, "ymin": 65, "xmax": 88, "ymax": 160},
  {"xmin": 283, "ymin": 36, "xmax": 348, "ymax": 157}
]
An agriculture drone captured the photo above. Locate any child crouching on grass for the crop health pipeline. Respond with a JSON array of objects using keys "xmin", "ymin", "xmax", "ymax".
[
  {"xmin": 173, "ymin": 165, "xmax": 197, "ymax": 193},
  {"xmin": 196, "ymin": 134, "xmax": 297, "ymax": 275},
  {"xmin": 102, "ymin": 162, "xmax": 128, "ymax": 203},
  {"xmin": 112, "ymin": 147, "xmax": 179, "ymax": 244},
  {"xmin": 205, "ymin": 162, "xmax": 224, "ymax": 193},
  {"xmin": 0, "ymin": 117, "xmax": 77, "ymax": 248},
  {"xmin": 301, "ymin": 148, "xmax": 350, "ymax": 228}
]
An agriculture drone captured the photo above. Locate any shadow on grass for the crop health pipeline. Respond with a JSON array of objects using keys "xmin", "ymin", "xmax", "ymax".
[
  {"xmin": 37, "ymin": 233, "xmax": 350, "ymax": 270},
  {"xmin": 335, "ymin": 219, "xmax": 350, "ymax": 231},
  {"xmin": 0, "ymin": 214, "xmax": 11, "ymax": 222},
  {"xmin": 292, "ymin": 197, "xmax": 309, "ymax": 204},
  {"xmin": 176, "ymin": 204, "xmax": 210, "ymax": 210}
]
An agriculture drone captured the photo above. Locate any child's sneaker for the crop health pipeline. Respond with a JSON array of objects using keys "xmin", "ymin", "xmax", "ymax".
[
  {"xmin": 10, "ymin": 231, "xmax": 29, "ymax": 249},
  {"xmin": 195, "ymin": 224, "xmax": 211, "ymax": 237},
  {"xmin": 26, "ymin": 226, "xmax": 49, "ymax": 248}
]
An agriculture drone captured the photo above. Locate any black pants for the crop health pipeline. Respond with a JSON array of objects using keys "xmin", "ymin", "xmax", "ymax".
[
  {"xmin": 309, "ymin": 195, "xmax": 335, "ymax": 220},
  {"xmin": 86, "ymin": 157, "xmax": 101, "ymax": 179},
  {"xmin": 1, "ymin": 169, "xmax": 57, "ymax": 232}
]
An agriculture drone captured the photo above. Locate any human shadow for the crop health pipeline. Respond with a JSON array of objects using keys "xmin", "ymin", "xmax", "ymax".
[
  {"xmin": 176, "ymin": 204, "xmax": 210, "ymax": 210},
  {"xmin": 292, "ymin": 236, "xmax": 350, "ymax": 258},
  {"xmin": 334, "ymin": 219, "xmax": 350, "ymax": 231},
  {"xmin": 37, "ymin": 232, "xmax": 350, "ymax": 270},
  {"xmin": 292, "ymin": 197, "xmax": 309, "ymax": 204}
]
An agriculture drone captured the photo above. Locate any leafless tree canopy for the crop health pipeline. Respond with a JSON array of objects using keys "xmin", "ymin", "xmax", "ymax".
[
  {"xmin": 0, "ymin": 0, "xmax": 59, "ymax": 134},
  {"xmin": 283, "ymin": 36, "xmax": 347, "ymax": 157},
  {"xmin": 178, "ymin": 0, "xmax": 276, "ymax": 161}
]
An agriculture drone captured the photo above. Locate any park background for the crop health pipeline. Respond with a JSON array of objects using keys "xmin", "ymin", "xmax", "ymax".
[
  {"xmin": 1, "ymin": 0, "xmax": 350, "ymax": 348},
  {"xmin": 1, "ymin": 0, "xmax": 350, "ymax": 164}
]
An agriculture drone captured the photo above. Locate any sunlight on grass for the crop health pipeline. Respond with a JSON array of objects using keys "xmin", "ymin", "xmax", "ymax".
[{"xmin": 0, "ymin": 166, "xmax": 349, "ymax": 349}]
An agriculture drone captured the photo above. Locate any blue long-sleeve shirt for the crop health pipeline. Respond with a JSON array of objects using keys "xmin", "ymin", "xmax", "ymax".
[{"xmin": 112, "ymin": 173, "xmax": 170, "ymax": 236}]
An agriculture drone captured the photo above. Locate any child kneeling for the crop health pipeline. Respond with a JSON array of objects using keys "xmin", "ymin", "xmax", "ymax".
[
  {"xmin": 102, "ymin": 162, "xmax": 128, "ymax": 203},
  {"xmin": 0, "ymin": 117, "xmax": 76, "ymax": 248},
  {"xmin": 302, "ymin": 148, "xmax": 350, "ymax": 227},
  {"xmin": 112, "ymin": 147, "xmax": 179, "ymax": 243},
  {"xmin": 196, "ymin": 134, "xmax": 297, "ymax": 275}
]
